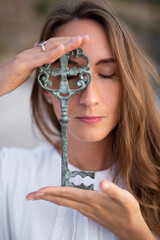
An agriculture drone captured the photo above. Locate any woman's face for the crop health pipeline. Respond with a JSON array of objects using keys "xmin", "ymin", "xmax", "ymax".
[{"xmin": 46, "ymin": 19, "xmax": 122, "ymax": 143}]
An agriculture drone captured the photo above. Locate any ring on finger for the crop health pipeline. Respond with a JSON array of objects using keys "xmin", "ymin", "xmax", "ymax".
[{"xmin": 39, "ymin": 40, "xmax": 47, "ymax": 52}]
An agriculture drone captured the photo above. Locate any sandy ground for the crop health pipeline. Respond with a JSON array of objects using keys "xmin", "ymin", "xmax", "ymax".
[{"xmin": 0, "ymin": 74, "xmax": 46, "ymax": 149}]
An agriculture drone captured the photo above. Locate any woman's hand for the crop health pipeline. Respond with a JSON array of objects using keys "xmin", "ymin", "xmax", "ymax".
[
  {"xmin": 0, "ymin": 35, "xmax": 89, "ymax": 96},
  {"xmin": 26, "ymin": 180, "xmax": 156, "ymax": 240}
]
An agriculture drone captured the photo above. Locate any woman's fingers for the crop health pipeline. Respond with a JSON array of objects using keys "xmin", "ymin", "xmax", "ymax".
[
  {"xmin": 26, "ymin": 187, "xmax": 93, "ymax": 217},
  {"xmin": 26, "ymin": 182, "xmax": 140, "ymax": 215},
  {"xmin": 35, "ymin": 35, "xmax": 89, "ymax": 65},
  {"xmin": 100, "ymin": 180, "xmax": 139, "ymax": 210},
  {"xmin": 37, "ymin": 35, "xmax": 89, "ymax": 53},
  {"xmin": 14, "ymin": 35, "xmax": 89, "ymax": 73},
  {"xmin": 26, "ymin": 186, "xmax": 92, "ymax": 204},
  {"xmin": 0, "ymin": 35, "xmax": 89, "ymax": 96},
  {"xmin": 100, "ymin": 180, "xmax": 123, "ymax": 205},
  {"xmin": 31, "ymin": 193, "xmax": 89, "ymax": 212}
]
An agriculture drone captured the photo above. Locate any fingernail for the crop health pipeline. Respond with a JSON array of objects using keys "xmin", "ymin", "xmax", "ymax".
[
  {"xmin": 82, "ymin": 34, "xmax": 89, "ymax": 40},
  {"xmin": 102, "ymin": 182, "xmax": 110, "ymax": 190},
  {"xmin": 26, "ymin": 197, "xmax": 35, "ymax": 200},
  {"xmin": 35, "ymin": 192, "xmax": 45, "ymax": 196}
]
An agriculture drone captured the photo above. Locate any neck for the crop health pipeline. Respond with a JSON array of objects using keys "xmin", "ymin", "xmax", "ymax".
[{"xmin": 68, "ymin": 133, "xmax": 113, "ymax": 171}]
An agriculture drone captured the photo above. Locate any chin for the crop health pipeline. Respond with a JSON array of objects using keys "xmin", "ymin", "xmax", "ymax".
[{"xmin": 68, "ymin": 128, "xmax": 111, "ymax": 143}]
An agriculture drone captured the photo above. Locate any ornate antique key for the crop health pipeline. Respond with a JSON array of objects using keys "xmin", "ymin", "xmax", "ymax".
[{"xmin": 38, "ymin": 48, "xmax": 95, "ymax": 190}]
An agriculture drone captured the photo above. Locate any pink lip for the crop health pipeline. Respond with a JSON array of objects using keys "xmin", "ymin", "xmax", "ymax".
[{"xmin": 77, "ymin": 116, "xmax": 103, "ymax": 124}]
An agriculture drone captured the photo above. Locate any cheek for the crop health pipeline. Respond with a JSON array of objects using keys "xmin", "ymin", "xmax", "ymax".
[
  {"xmin": 105, "ymin": 83, "xmax": 122, "ymax": 117},
  {"xmin": 113, "ymin": 86, "xmax": 122, "ymax": 118}
]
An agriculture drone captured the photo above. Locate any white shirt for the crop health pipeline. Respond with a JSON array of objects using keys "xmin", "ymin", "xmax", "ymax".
[{"xmin": 0, "ymin": 143, "xmax": 158, "ymax": 240}]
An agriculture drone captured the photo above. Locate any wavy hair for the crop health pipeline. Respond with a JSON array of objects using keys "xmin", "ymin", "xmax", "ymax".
[{"xmin": 31, "ymin": 0, "xmax": 160, "ymax": 235}]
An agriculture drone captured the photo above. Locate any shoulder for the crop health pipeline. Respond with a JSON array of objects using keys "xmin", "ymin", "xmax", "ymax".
[
  {"xmin": 0, "ymin": 142, "xmax": 57, "ymax": 159},
  {"xmin": 0, "ymin": 143, "xmax": 61, "ymax": 185},
  {"xmin": 0, "ymin": 143, "xmax": 59, "ymax": 165}
]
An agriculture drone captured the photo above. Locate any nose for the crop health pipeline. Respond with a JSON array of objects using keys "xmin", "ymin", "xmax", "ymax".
[{"xmin": 79, "ymin": 74, "xmax": 99, "ymax": 107}]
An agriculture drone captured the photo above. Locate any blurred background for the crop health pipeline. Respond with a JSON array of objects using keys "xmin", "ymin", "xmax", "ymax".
[{"xmin": 0, "ymin": 0, "xmax": 160, "ymax": 148}]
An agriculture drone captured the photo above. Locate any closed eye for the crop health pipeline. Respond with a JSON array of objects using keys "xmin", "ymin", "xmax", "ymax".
[
  {"xmin": 99, "ymin": 73, "xmax": 116, "ymax": 79},
  {"xmin": 67, "ymin": 73, "xmax": 116, "ymax": 80}
]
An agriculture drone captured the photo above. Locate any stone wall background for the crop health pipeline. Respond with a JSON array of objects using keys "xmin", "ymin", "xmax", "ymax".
[{"xmin": 0, "ymin": 0, "xmax": 159, "ymax": 148}]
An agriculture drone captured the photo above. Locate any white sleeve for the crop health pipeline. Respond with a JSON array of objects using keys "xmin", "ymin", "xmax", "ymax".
[{"xmin": 0, "ymin": 148, "xmax": 12, "ymax": 240}]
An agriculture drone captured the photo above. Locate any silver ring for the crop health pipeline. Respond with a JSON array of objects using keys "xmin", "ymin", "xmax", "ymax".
[{"xmin": 39, "ymin": 40, "xmax": 46, "ymax": 52}]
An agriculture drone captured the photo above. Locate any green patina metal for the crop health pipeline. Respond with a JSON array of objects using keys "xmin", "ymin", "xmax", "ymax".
[{"xmin": 38, "ymin": 48, "xmax": 95, "ymax": 190}]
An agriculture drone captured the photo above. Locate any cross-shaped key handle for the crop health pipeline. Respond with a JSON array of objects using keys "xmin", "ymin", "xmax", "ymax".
[{"xmin": 38, "ymin": 48, "xmax": 95, "ymax": 190}]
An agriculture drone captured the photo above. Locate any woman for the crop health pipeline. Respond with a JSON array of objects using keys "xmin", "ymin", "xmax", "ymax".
[{"xmin": 0, "ymin": 0, "xmax": 159, "ymax": 239}]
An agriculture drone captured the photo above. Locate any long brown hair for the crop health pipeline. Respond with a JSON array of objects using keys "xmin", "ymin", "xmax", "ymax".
[{"xmin": 31, "ymin": 0, "xmax": 160, "ymax": 235}]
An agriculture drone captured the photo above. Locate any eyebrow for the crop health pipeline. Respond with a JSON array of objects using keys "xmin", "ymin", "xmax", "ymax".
[
  {"xmin": 68, "ymin": 58, "xmax": 116, "ymax": 66},
  {"xmin": 95, "ymin": 58, "xmax": 116, "ymax": 65}
]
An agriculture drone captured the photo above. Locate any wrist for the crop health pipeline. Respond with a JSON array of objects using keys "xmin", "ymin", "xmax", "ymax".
[{"xmin": 119, "ymin": 219, "xmax": 156, "ymax": 240}]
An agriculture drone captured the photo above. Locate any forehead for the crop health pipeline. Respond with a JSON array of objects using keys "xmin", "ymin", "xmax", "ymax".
[{"xmin": 54, "ymin": 19, "xmax": 113, "ymax": 65}]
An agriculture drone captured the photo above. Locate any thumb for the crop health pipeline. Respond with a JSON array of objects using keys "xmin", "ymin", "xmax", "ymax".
[{"xmin": 100, "ymin": 180, "xmax": 127, "ymax": 206}]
